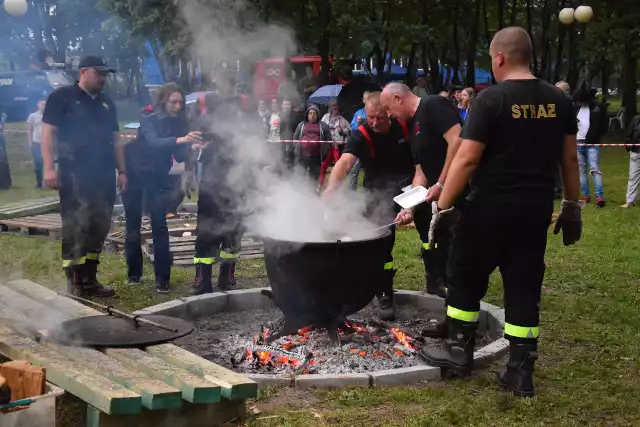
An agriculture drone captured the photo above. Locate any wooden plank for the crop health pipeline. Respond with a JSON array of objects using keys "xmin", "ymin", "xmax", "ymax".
[
  {"xmin": 4, "ymin": 280, "xmax": 255, "ymax": 401},
  {"xmin": 0, "ymin": 327, "xmax": 141, "ymax": 415},
  {"xmin": 0, "ymin": 197, "xmax": 59, "ymax": 212},
  {"xmin": 105, "ymin": 348, "xmax": 221, "ymax": 404},
  {"xmin": 145, "ymin": 345, "xmax": 257, "ymax": 401},
  {"xmin": 0, "ymin": 198, "xmax": 60, "ymax": 220}
]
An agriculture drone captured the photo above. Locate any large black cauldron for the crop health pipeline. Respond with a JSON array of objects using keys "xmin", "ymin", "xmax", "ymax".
[{"xmin": 262, "ymin": 229, "xmax": 393, "ymax": 334}]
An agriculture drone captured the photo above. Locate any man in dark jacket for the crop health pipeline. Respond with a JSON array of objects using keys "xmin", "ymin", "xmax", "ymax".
[
  {"xmin": 573, "ymin": 88, "xmax": 608, "ymax": 207},
  {"xmin": 293, "ymin": 104, "xmax": 333, "ymax": 186}
]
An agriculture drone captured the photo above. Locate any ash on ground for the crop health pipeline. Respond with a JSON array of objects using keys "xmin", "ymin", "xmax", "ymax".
[{"xmin": 175, "ymin": 302, "xmax": 493, "ymax": 376}]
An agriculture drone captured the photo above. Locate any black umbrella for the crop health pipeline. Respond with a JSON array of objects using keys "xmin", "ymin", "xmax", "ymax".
[{"xmin": 337, "ymin": 76, "xmax": 381, "ymax": 122}]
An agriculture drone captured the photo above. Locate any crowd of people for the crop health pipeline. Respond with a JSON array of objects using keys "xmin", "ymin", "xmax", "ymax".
[{"xmin": 6, "ymin": 25, "xmax": 640, "ymax": 400}]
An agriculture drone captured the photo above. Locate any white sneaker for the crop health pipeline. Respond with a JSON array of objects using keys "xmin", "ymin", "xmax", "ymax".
[{"xmin": 620, "ymin": 202, "xmax": 635, "ymax": 208}]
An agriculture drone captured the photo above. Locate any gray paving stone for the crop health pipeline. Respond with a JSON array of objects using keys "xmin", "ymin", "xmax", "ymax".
[
  {"xmin": 474, "ymin": 338, "xmax": 510, "ymax": 368},
  {"xmin": 371, "ymin": 365, "xmax": 440, "ymax": 386},
  {"xmin": 394, "ymin": 291, "xmax": 445, "ymax": 312},
  {"xmin": 247, "ymin": 374, "xmax": 294, "ymax": 388},
  {"xmin": 183, "ymin": 292, "xmax": 229, "ymax": 318},
  {"xmin": 141, "ymin": 299, "xmax": 188, "ymax": 317},
  {"xmin": 295, "ymin": 373, "xmax": 371, "ymax": 388},
  {"xmin": 227, "ymin": 288, "xmax": 274, "ymax": 311}
]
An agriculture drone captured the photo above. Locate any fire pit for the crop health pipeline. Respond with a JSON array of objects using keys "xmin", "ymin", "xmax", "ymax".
[{"xmin": 139, "ymin": 289, "xmax": 509, "ymax": 388}]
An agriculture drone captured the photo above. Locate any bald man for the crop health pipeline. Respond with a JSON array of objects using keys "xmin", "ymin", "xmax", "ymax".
[
  {"xmin": 324, "ymin": 92, "xmax": 415, "ymax": 320},
  {"xmin": 380, "ymin": 83, "xmax": 463, "ymax": 301},
  {"xmin": 418, "ymin": 27, "xmax": 581, "ymax": 397}
]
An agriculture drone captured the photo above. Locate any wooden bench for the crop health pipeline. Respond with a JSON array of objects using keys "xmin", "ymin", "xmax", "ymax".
[
  {"xmin": 0, "ymin": 280, "xmax": 257, "ymax": 427},
  {"xmin": 0, "ymin": 196, "xmax": 60, "ymax": 220}
]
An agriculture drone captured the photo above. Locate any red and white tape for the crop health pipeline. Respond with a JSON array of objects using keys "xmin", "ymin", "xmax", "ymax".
[{"xmin": 4, "ymin": 129, "xmax": 638, "ymax": 146}]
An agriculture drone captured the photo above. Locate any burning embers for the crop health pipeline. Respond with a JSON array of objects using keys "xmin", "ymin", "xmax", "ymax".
[{"xmin": 231, "ymin": 317, "xmax": 422, "ymax": 375}]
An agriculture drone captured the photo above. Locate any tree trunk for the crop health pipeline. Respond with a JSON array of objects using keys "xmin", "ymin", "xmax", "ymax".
[
  {"xmin": 600, "ymin": 57, "xmax": 609, "ymax": 103},
  {"xmin": 451, "ymin": 3, "xmax": 461, "ymax": 85},
  {"xmin": 405, "ymin": 43, "xmax": 417, "ymax": 87},
  {"xmin": 525, "ymin": 0, "xmax": 537, "ymax": 74},
  {"xmin": 314, "ymin": 0, "xmax": 332, "ymax": 86},
  {"xmin": 497, "ymin": 0, "xmax": 505, "ymax": 30},
  {"xmin": 553, "ymin": 25, "xmax": 566, "ymax": 83},
  {"xmin": 509, "ymin": 0, "xmax": 517, "ymax": 25},
  {"xmin": 465, "ymin": 0, "xmax": 480, "ymax": 86},
  {"xmin": 621, "ymin": 39, "xmax": 638, "ymax": 128},
  {"xmin": 427, "ymin": 45, "xmax": 441, "ymax": 93},
  {"xmin": 483, "ymin": 0, "xmax": 497, "ymax": 84}
]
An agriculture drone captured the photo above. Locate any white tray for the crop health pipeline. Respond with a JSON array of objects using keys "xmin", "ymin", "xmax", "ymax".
[
  {"xmin": 401, "ymin": 184, "xmax": 413, "ymax": 193},
  {"xmin": 394, "ymin": 186, "xmax": 428, "ymax": 209}
]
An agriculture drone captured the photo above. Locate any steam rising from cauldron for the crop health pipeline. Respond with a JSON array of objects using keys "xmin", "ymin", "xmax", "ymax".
[{"xmin": 177, "ymin": 0, "xmax": 382, "ymax": 244}]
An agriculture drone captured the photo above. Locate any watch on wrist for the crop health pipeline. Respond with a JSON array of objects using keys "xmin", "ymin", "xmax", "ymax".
[
  {"xmin": 117, "ymin": 170, "xmax": 126, "ymax": 175},
  {"xmin": 436, "ymin": 182, "xmax": 444, "ymax": 190}
]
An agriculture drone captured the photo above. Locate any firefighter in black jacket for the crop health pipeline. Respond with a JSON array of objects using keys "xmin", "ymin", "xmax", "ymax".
[{"xmin": 189, "ymin": 93, "xmax": 244, "ymax": 294}]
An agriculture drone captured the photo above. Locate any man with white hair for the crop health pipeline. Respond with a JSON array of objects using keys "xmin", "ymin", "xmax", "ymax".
[
  {"xmin": 555, "ymin": 81, "xmax": 571, "ymax": 97},
  {"xmin": 380, "ymin": 82, "xmax": 463, "ymax": 303}
]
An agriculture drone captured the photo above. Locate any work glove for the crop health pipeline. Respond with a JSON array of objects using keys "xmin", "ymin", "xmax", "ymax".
[
  {"xmin": 428, "ymin": 202, "xmax": 456, "ymax": 249},
  {"xmin": 181, "ymin": 170, "xmax": 197, "ymax": 200},
  {"xmin": 553, "ymin": 199, "xmax": 584, "ymax": 246}
]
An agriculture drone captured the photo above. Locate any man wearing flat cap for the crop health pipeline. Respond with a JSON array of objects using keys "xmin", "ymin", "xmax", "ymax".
[{"xmin": 41, "ymin": 55, "xmax": 126, "ymax": 297}]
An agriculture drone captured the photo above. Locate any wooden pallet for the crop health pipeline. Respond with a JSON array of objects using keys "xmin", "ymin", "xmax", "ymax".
[
  {"xmin": 0, "ymin": 196, "xmax": 60, "ymax": 220},
  {"xmin": 0, "ymin": 280, "xmax": 256, "ymax": 426},
  {"xmin": 0, "ymin": 213, "xmax": 62, "ymax": 238},
  {"xmin": 143, "ymin": 234, "xmax": 264, "ymax": 266}
]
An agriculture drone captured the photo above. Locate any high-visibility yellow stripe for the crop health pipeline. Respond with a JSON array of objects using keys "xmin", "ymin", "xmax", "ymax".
[
  {"xmin": 194, "ymin": 257, "xmax": 214, "ymax": 265},
  {"xmin": 447, "ymin": 306, "xmax": 480, "ymax": 323},
  {"xmin": 220, "ymin": 250, "xmax": 239, "ymax": 260},
  {"xmin": 86, "ymin": 253, "xmax": 100, "ymax": 261},
  {"xmin": 62, "ymin": 256, "xmax": 86, "ymax": 268},
  {"xmin": 384, "ymin": 262, "xmax": 394, "ymax": 270},
  {"xmin": 505, "ymin": 323, "xmax": 539, "ymax": 339},
  {"xmin": 423, "ymin": 242, "xmax": 438, "ymax": 250}
]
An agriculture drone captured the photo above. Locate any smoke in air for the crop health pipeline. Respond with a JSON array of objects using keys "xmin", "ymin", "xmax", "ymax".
[{"xmin": 178, "ymin": 0, "xmax": 382, "ymax": 243}]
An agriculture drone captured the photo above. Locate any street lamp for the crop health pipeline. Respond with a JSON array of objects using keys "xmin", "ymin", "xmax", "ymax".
[
  {"xmin": 3, "ymin": 0, "xmax": 28, "ymax": 17},
  {"xmin": 558, "ymin": 5, "xmax": 594, "ymax": 25}
]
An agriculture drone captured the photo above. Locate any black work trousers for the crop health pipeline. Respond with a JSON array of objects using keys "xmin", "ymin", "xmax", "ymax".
[
  {"xmin": 446, "ymin": 200, "xmax": 552, "ymax": 340},
  {"xmin": 194, "ymin": 181, "xmax": 242, "ymax": 265},
  {"xmin": 59, "ymin": 170, "xmax": 115, "ymax": 267},
  {"xmin": 413, "ymin": 202, "xmax": 455, "ymax": 287}
]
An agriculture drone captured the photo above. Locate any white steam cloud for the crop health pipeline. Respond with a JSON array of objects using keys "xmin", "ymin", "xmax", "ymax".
[{"xmin": 177, "ymin": 0, "xmax": 383, "ymax": 243}]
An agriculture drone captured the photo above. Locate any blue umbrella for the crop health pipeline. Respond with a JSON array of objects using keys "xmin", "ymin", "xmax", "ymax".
[{"xmin": 309, "ymin": 84, "xmax": 343, "ymax": 105}]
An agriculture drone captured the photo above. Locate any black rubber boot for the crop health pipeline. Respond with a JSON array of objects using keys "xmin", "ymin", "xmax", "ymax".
[
  {"xmin": 422, "ymin": 248, "xmax": 446, "ymax": 298},
  {"xmin": 191, "ymin": 263, "xmax": 214, "ymax": 295},
  {"xmin": 421, "ymin": 317, "xmax": 448, "ymax": 339},
  {"xmin": 376, "ymin": 268, "xmax": 396, "ymax": 321},
  {"xmin": 65, "ymin": 267, "xmax": 83, "ymax": 296},
  {"xmin": 497, "ymin": 339, "xmax": 538, "ymax": 398},
  {"xmin": 82, "ymin": 261, "xmax": 115, "ymax": 298},
  {"xmin": 217, "ymin": 262, "xmax": 237, "ymax": 291},
  {"xmin": 420, "ymin": 318, "xmax": 477, "ymax": 377}
]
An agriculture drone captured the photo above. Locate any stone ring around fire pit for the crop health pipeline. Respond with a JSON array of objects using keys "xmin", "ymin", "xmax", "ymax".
[{"xmin": 135, "ymin": 289, "xmax": 508, "ymax": 389}]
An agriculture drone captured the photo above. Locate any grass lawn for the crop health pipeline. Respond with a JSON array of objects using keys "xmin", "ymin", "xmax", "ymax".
[{"xmin": 1, "ymin": 125, "xmax": 640, "ymax": 426}]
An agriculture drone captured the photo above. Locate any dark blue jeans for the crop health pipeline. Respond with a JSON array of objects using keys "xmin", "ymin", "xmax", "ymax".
[{"xmin": 122, "ymin": 171, "xmax": 172, "ymax": 283}]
